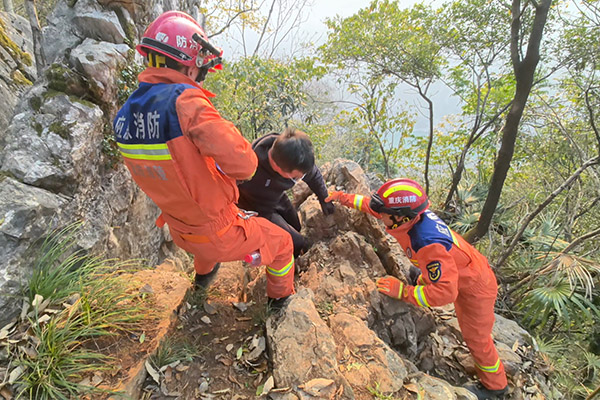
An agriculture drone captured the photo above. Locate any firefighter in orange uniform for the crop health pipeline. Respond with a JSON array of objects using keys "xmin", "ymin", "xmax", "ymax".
[
  {"xmin": 326, "ymin": 179, "xmax": 508, "ymax": 399},
  {"xmin": 113, "ymin": 11, "xmax": 294, "ymax": 305}
]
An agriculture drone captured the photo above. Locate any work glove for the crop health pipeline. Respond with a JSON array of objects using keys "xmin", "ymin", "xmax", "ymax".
[
  {"xmin": 408, "ymin": 265, "xmax": 422, "ymax": 286},
  {"xmin": 320, "ymin": 199, "xmax": 335, "ymax": 216},
  {"xmin": 324, "ymin": 191, "xmax": 355, "ymax": 209},
  {"xmin": 376, "ymin": 276, "xmax": 404, "ymax": 299}
]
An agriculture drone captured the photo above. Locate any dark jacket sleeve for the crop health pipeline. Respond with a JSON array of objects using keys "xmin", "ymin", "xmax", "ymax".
[{"xmin": 304, "ymin": 165, "xmax": 329, "ymax": 203}]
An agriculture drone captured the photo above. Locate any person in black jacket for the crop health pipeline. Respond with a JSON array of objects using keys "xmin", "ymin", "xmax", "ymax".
[{"xmin": 237, "ymin": 128, "xmax": 333, "ymax": 258}]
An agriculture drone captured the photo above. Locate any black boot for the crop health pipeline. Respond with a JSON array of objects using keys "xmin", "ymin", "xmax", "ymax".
[
  {"xmin": 463, "ymin": 382, "xmax": 508, "ymax": 400},
  {"xmin": 194, "ymin": 263, "xmax": 221, "ymax": 289},
  {"xmin": 267, "ymin": 295, "xmax": 290, "ymax": 311}
]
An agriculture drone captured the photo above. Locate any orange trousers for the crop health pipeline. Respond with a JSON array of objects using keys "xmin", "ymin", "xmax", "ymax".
[
  {"xmin": 454, "ymin": 265, "xmax": 507, "ymax": 390},
  {"xmin": 169, "ymin": 213, "xmax": 295, "ymax": 299}
]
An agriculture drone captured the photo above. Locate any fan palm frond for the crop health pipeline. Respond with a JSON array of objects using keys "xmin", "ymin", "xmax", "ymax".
[
  {"xmin": 451, "ymin": 211, "xmax": 480, "ymax": 234},
  {"xmin": 536, "ymin": 253, "xmax": 600, "ymax": 299}
]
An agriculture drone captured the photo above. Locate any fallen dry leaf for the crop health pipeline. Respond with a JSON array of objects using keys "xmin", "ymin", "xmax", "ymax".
[
  {"xmin": 145, "ymin": 361, "xmax": 160, "ymax": 384},
  {"xmin": 262, "ymin": 376, "xmax": 274, "ymax": 395}
]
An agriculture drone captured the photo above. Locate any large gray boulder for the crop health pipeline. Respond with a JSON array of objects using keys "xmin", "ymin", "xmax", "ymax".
[
  {"xmin": 43, "ymin": 0, "xmax": 128, "ymax": 64},
  {"xmin": 0, "ymin": 178, "xmax": 67, "ymax": 321}
]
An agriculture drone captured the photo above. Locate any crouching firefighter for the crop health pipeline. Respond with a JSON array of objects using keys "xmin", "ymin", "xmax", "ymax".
[
  {"xmin": 326, "ymin": 179, "xmax": 508, "ymax": 399},
  {"xmin": 112, "ymin": 11, "xmax": 295, "ymax": 307}
]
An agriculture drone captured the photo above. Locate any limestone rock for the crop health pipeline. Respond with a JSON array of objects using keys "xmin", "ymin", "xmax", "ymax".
[
  {"xmin": 72, "ymin": 0, "xmax": 127, "ymax": 44},
  {"xmin": 492, "ymin": 314, "xmax": 532, "ymax": 348},
  {"xmin": 0, "ymin": 178, "xmax": 67, "ymax": 323},
  {"xmin": 1, "ymin": 92, "xmax": 104, "ymax": 193},
  {"xmin": 69, "ymin": 38, "xmax": 130, "ymax": 104},
  {"xmin": 407, "ymin": 373, "xmax": 474, "ymax": 400},
  {"xmin": 0, "ymin": 12, "xmax": 35, "ymax": 132},
  {"xmin": 43, "ymin": 0, "xmax": 127, "ymax": 64},
  {"xmin": 266, "ymin": 288, "xmax": 352, "ymax": 397},
  {"xmin": 330, "ymin": 312, "xmax": 408, "ymax": 394}
]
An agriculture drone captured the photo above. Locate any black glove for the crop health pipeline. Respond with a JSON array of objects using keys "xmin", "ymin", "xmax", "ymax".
[
  {"xmin": 408, "ymin": 265, "xmax": 422, "ymax": 286},
  {"xmin": 320, "ymin": 200, "xmax": 335, "ymax": 216}
]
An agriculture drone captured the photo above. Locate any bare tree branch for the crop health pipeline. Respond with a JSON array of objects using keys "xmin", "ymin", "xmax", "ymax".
[
  {"xmin": 252, "ymin": 0, "xmax": 276, "ymax": 56},
  {"xmin": 209, "ymin": 8, "xmax": 256, "ymax": 38},
  {"xmin": 495, "ymin": 156, "xmax": 600, "ymax": 269},
  {"xmin": 508, "ymin": 225, "xmax": 600, "ymax": 295}
]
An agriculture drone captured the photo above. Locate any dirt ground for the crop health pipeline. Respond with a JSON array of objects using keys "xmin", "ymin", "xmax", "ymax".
[{"xmin": 139, "ymin": 261, "xmax": 277, "ymax": 400}]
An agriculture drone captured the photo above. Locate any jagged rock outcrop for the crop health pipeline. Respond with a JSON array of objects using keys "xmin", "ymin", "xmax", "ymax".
[
  {"xmin": 0, "ymin": 0, "xmax": 197, "ymax": 325},
  {"xmin": 264, "ymin": 159, "xmax": 553, "ymax": 399}
]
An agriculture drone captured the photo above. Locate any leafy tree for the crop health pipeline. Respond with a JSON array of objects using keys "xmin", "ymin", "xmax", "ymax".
[
  {"xmin": 321, "ymin": 0, "xmax": 443, "ymax": 192},
  {"xmin": 204, "ymin": 56, "xmax": 328, "ymax": 141},
  {"xmin": 433, "ymin": 0, "xmax": 514, "ymax": 211},
  {"xmin": 465, "ymin": 0, "xmax": 553, "ymax": 243}
]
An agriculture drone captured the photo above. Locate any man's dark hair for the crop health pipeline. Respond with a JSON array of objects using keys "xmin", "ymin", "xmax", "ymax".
[{"xmin": 271, "ymin": 128, "xmax": 315, "ymax": 173}]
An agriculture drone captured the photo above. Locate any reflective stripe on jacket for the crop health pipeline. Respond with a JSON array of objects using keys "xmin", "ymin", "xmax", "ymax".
[
  {"xmin": 113, "ymin": 68, "xmax": 257, "ymax": 235},
  {"xmin": 343, "ymin": 194, "xmax": 491, "ymax": 308},
  {"xmin": 389, "ymin": 210, "xmax": 490, "ymax": 307}
]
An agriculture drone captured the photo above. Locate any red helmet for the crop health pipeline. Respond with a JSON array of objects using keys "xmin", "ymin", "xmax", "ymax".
[
  {"xmin": 136, "ymin": 11, "xmax": 222, "ymax": 70},
  {"xmin": 369, "ymin": 178, "xmax": 429, "ymax": 218}
]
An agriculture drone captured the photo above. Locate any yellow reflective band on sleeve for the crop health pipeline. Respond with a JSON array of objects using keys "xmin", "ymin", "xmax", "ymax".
[
  {"xmin": 353, "ymin": 195, "xmax": 364, "ymax": 210},
  {"xmin": 475, "ymin": 358, "xmax": 501, "ymax": 373},
  {"xmin": 118, "ymin": 142, "xmax": 171, "ymax": 161},
  {"xmin": 414, "ymin": 285, "xmax": 431, "ymax": 307},
  {"xmin": 450, "ymin": 230, "xmax": 460, "ymax": 247},
  {"xmin": 267, "ymin": 256, "xmax": 294, "ymax": 277},
  {"xmin": 383, "ymin": 185, "xmax": 422, "ymax": 198},
  {"xmin": 410, "ymin": 258, "xmax": 419, "ymax": 266}
]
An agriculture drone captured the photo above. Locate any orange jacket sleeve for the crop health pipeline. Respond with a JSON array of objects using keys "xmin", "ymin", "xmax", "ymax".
[
  {"xmin": 176, "ymin": 88, "xmax": 257, "ymax": 180},
  {"xmin": 329, "ymin": 192, "xmax": 381, "ymax": 218},
  {"xmin": 401, "ymin": 243, "xmax": 459, "ymax": 308}
]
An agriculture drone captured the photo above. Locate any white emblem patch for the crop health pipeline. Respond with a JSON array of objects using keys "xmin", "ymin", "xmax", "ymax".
[{"xmin": 156, "ymin": 32, "xmax": 169, "ymax": 43}]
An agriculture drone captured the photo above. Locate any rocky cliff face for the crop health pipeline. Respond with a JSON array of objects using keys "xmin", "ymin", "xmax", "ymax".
[
  {"xmin": 0, "ymin": 0, "xmax": 195, "ymax": 326},
  {"xmin": 0, "ymin": 11, "xmax": 36, "ymax": 132}
]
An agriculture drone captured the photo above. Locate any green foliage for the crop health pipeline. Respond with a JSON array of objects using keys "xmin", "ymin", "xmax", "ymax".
[
  {"xmin": 116, "ymin": 52, "xmax": 144, "ymax": 107},
  {"xmin": 205, "ymin": 56, "xmax": 327, "ymax": 142},
  {"xmin": 367, "ymin": 382, "xmax": 398, "ymax": 400},
  {"xmin": 321, "ymin": 1, "xmax": 444, "ymax": 80},
  {"xmin": 19, "ymin": 313, "xmax": 111, "ymax": 400}
]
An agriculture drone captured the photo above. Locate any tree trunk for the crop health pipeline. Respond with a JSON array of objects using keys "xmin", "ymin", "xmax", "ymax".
[
  {"xmin": 419, "ymin": 89, "xmax": 434, "ymax": 194},
  {"xmin": 25, "ymin": 0, "xmax": 45, "ymax": 77},
  {"xmin": 3, "ymin": 0, "xmax": 14, "ymax": 13},
  {"xmin": 464, "ymin": 0, "xmax": 552, "ymax": 243}
]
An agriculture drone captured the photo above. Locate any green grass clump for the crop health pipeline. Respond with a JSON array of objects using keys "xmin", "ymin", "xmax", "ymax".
[
  {"xmin": 11, "ymin": 223, "xmax": 151, "ymax": 399},
  {"xmin": 150, "ymin": 337, "xmax": 201, "ymax": 369}
]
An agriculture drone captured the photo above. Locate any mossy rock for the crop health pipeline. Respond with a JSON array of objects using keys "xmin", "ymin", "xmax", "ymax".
[
  {"xmin": 45, "ymin": 63, "xmax": 91, "ymax": 98},
  {"xmin": 49, "ymin": 120, "xmax": 76, "ymax": 140},
  {"xmin": 0, "ymin": 18, "xmax": 33, "ymax": 68},
  {"xmin": 29, "ymin": 96, "xmax": 42, "ymax": 112},
  {"xmin": 32, "ymin": 121, "xmax": 43, "ymax": 135},
  {"xmin": 11, "ymin": 69, "xmax": 32, "ymax": 86}
]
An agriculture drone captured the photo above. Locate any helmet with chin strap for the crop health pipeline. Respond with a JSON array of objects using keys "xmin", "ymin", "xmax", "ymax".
[
  {"xmin": 370, "ymin": 178, "xmax": 429, "ymax": 219},
  {"xmin": 136, "ymin": 11, "xmax": 223, "ymax": 79}
]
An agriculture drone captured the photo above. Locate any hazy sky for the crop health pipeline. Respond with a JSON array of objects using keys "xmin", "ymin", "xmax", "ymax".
[{"xmin": 217, "ymin": 0, "xmax": 460, "ymax": 130}]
